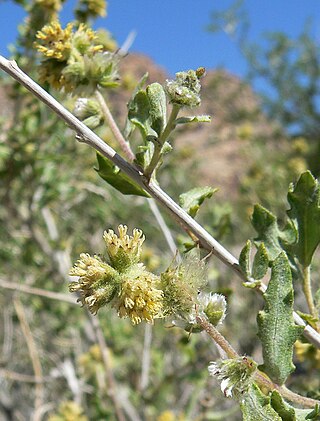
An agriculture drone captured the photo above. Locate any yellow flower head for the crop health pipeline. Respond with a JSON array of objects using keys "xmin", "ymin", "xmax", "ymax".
[
  {"xmin": 35, "ymin": 21, "xmax": 73, "ymax": 61},
  {"xmin": 103, "ymin": 225, "xmax": 145, "ymax": 271},
  {"xmin": 69, "ymin": 253, "xmax": 119, "ymax": 314},
  {"xmin": 72, "ymin": 23, "xmax": 103, "ymax": 55},
  {"xmin": 115, "ymin": 267, "xmax": 163, "ymax": 324}
]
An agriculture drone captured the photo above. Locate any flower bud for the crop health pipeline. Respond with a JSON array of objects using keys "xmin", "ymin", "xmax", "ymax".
[
  {"xmin": 208, "ymin": 356, "xmax": 257, "ymax": 398},
  {"xmin": 165, "ymin": 69, "xmax": 202, "ymax": 107}
]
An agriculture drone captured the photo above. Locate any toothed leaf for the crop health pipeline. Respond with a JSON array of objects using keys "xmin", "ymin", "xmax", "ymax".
[
  {"xmin": 257, "ymin": 252, "xmax": 303, "ymax": 384},
  {"xmin": 287, "ymin": 171, "xmax": 320, "ymax": 267},
  {"xmin": 240, "ymin": 384, "xmax": 281, "ymax": 421}
]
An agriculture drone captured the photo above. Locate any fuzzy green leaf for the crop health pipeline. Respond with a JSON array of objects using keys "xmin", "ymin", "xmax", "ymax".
[
  {"xmin": 252, "ymin": 204, "xmax": 296, "ymax": 261},
  {"xmin": 270, "ymin": 391, "xmax": 319, "ymax": 421},
  {"xmin": 287, "ymin": 171, "xmax": 320, "ymax": 267},
  {"xmin": 95, "ymin": 154, "xmax": 150, "ymax": 197},
  {"xmin": 240, "ymin": 384, "xmax": 281, "ymax": 421},
  {"xmin": 252, "ymin": 243, "xmax": 269, "ymax": 280},
  {"xmin": 146, "ymin": 83, "xmax": 167, "ymax": 137},
  {"xmin": 124, "ymin": 73, "xmax": 149, "ymax": 138},
  {"xmin": 257, "ymin": 252, "xmax": 303, "ymax": 384},
  {"xmin": 239, "ymin": 240, "xmax": 252, "ymax": 278},
  {"xmin": 175, "ymin": 115, "xmax": 211, "ymax": 124},
  {"xmin": 179, "ymin": 186, "xmax": 216, "ymax": 218},
  {"xmin": 127, "ymin": 90, "xmax": 157, "ymax": 140}
]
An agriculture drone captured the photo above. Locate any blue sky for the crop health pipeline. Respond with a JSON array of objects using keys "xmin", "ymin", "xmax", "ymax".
[{"xmin": 0, "ymin": 0, "xmax": 320, "ymax": 80}]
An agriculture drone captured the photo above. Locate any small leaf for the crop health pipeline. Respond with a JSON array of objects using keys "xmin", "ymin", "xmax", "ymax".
[
  {"xmin": 305, "ymin": 404, "xmax": 320, "ymax": 420},
  {"xmin": 124, "ymin": 73, "xmax": 149, "ymax": 138},
  {"xmin": 175, "ymin": 115, "xmax": 211, "ymax": 124},
  {"xmin": 95, "ymin": 153, "xmax": 150, "ymax": 197},
  {"xmin": 239, "ymin": 240, "xmax": 252, "ymax": 278},
  {"xmin": 271, "ymin": 391, "xmax": 319, "ymax": 421},
  {"xmin": 257, "ymin": 252, "xmax": 303, "ymax": 384},
  {"xmin": 240, "ymin": 384, "xmax": 281, "ymax": 421},
  {"xmin": 252, "ymin": 205, "xmax": 283, "ymax": 261},
  {"xmin": 296, "ymin": 311, "xmax": 319, "ymax": 327},
  {"xmin": 146, "ymin": 83, "xmax": 167, "ymax": 136},
  {"xmin": 127, "ymin": 90, "xmax": 157, "ymax": 140},
  {"xmin": 179, "ymin": 186, "xmax": 216, "ymax": 218},
  {"xmin": 287, "ymin": 171, "xmax": 320, "ymax": 267},
  {"xmin": 252, "ymin": 243, "xmax": 269, "ymax": 280},
  {"xmin": 270, "ymin": 390, "xmax": 295, "ymax": 420}
]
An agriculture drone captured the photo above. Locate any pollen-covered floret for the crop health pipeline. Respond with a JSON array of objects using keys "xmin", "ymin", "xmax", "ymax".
[
  {"xmin": 35, "ymin": 21, "xmax": 73, "ymax": 61},
  {"xmin": 115, "ymin": 266, "xmax": 163, "ymax": 324},
  {"xmin": 103, "ymin": 225, "xmax": 145, "ymax": 271},
  {"xmin": 69, "ymin": 253, "xmax": 119, "ymax": 314}
]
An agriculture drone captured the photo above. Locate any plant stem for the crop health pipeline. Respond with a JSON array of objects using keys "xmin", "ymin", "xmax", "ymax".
[
  {"xmin": 95, "ymin": 89, "xmax": 136, "ymax": 162},
  {"xmin": 196, "ymin": 316, "xmax": 239, "ymax": 358},
  {"xmin": 254, "ymin": 371, "xmax": 320, "ymax": 408},
  {"xmin": 1, "ymin": 56, "xmax": 320, "ymax": 349},
  {"xmin": 302, "ymin": 265, "xmax": 318, "ymax": 322},
  {"xmin": 145, "ymin": 104, "xmax": 180, "ymax": 179}
]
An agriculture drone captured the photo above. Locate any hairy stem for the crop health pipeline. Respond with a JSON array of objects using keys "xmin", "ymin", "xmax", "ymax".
[
  {"xmin": 145, "ymin": 104, "xmax": 180, "ymax": 179},
  {"xmin": 302, "ymin": 265, "xmax": 318, "ymax": 327},
  {"xmin": 95, "ymin": 89, "xmax": 136, "ymax": 162},
  {"xmin": 1, "ymin": 56, "xmax": 320, "ymax": 349}
]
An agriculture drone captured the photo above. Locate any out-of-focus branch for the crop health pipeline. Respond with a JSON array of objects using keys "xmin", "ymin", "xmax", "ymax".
[{"xmin": 13, "ymin": 297, "xmax": 44, "ymax": 421}]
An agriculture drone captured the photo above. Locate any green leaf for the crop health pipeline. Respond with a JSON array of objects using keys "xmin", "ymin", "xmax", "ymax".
[
  {"xmin": 239, "ymin": 240, "xmax": 252, "ymax": 278},
  {"xmin": 175, "ymin": 115, "xmax": 211, "ymax": 124},
  {"xmin": 287, "ymin": 171, "xmax": 320, "ymax": 267},
  {"xmin": 252, "ymin": 243, "xmax": 269, "ymax": 280},
  {"xmin": 252, "ymin": 205, "xmax": 283, "ymax": 261},
  {"xmin": 257, "ymin": 252, "xmax": 303, "ymax": 384},
  {"xmin": 305, "ymin": 404, "xmax": 320, "ymax": 420},
  {"xmin": 127, "ymin": 90, "xmax": 157, "ymax": 140},
  {"xmin": 124, "ymin": 73, "xmax": 149, "ymax": 138},
  {"xmin": 240, "ymin": 384, "xmax": 281, "ymax": 421},
  {"xmin": 270, "ymin": 390, "xmax": 295, "ymax": 420},
  {"xmin": 179, "ymin": 186, "xmax": 216, "ymax": 218},
  {"xmin": 95, "ymin": 153, "xmax": 150, "ymax": 197},
  {"xmin": 146, "ymin": 83, "xmax": 167, "ymax": 137},
  {"xmin": 270, "ymin": 391, "xmax": 319, "ymax": 421}
]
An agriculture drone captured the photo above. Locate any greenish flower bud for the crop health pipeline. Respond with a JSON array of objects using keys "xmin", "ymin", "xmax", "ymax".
[
  {"xmin": 103, "ymin": 225, "xmax": 145, "ymax": 272},
  {"xmin": 165, "ymin": 69, "xmax": 202, "ymax": 107},
  {"xmin": 202, "ymin": 292, "xmax": 227, "ymax": 326},
  {"xmin": 160, "ymin": 252, "xmax": 207, "ymax": 317},
  {"xmin": 208, "ymin": 356, "xmax": 257, "ymax": 398},
  {"xmin": 69, "ymin": 253, "xmax": 120, "ymax": 314},
  {"xmin": 74, "ymin": 98, "xmax": 103, "ymax": 129}
]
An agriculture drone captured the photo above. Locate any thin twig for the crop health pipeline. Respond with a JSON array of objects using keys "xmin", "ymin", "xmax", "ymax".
[
  {"xmin": 148, "ymin": 199, "xmax": 180, "ymax": 261},
  {"xmin": 87, "ymin": 312, "xmax": 127, "ymax": 421},
  {"xmin": 95, "ymin": 89, "xmax": 136, "ymax": 162},
  {"xmin": 13, "ymin": 297, "xmax": 44, "ymax": 421},
  {"xmin": 1, "ymin": 56, "xmax": 320, "ymax": 349},
  {"xmin": 0, "ymin": 368, "xmax": 45, "ymax": 384},
  {"xmin": 0, "ymin": 278, "xmax": 76, "ymax": 304},
  {"xmin": 140, "ymin": 323, "xmax": 153, "ymax": 391}
]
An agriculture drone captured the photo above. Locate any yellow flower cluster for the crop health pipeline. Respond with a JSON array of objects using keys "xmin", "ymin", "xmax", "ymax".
[
  {"xmin": 35, "ymin": 0, "xmax": 62, "ymax": 13},
  {"xmin": 116, "ymin": 271, "xmax": 163, "ymax": 325},
  {"xmin": 34, "ymin": 20, "xmax": 118, "ymax": 94},
  {"xmin": 36, "ymin": 21, "xmax": 73, "ymax": 61},
  {"xmin": 69, "ymin": 226, "xmax": 163, "ymax": 324}
]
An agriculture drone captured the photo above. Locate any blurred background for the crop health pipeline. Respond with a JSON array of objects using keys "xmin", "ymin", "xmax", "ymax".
[{"xmin": 0, "ymin": 1, "xmax": 320, "ymax": 420}]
